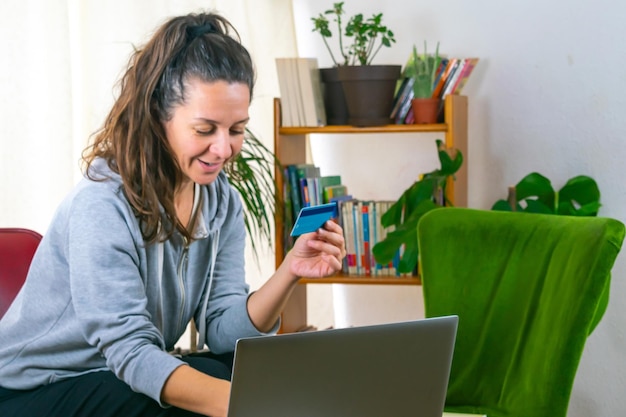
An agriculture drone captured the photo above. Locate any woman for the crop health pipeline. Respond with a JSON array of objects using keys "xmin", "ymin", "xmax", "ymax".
[{"xmin": 0, "ymin": 11, "xmax": 346, "ymax": 417}]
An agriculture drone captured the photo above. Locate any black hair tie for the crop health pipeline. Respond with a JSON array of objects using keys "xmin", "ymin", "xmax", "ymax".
[{"xmin": 186, "ymin": 23, "xmax": 216, "ymax": 41}]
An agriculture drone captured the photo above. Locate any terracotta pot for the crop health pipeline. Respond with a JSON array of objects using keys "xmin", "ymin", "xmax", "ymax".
[
  {"xmin": 410, "ymin": 98, "xmax": 441, "ymax": 124},
  {"xmin": 336, "ymin": 65, "xmax": 401, "ymax": 127}
]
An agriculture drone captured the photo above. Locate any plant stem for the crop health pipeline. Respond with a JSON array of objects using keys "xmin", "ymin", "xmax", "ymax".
[
  {"xmin": 322, "ymin": 37, "xmax": 338, "ymax": 67},
  {"xmin": 336, "ymin": 13, "xmax": 348, "ymax": 65}
]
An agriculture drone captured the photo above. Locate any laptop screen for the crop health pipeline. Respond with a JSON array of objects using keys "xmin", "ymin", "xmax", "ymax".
[{"xmin": 228, "ymin": 315, "xmax": 458, "ymax": 417}]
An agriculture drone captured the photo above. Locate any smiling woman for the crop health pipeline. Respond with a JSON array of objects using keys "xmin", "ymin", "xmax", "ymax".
[
  {"xmin": 162, "ymin": 80, "xmax": 251, "ymax": 227},
  {"xmin": 0, "ymin": 9, "xmax": 345, "ymax": 417}
]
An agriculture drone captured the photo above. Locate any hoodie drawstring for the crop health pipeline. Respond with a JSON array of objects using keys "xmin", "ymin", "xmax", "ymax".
[{"xmin": 196, "ymin": 229, "xmax": 219, "ymax": 350}]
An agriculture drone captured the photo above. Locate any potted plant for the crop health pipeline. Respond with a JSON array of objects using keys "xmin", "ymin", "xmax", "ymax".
[
  {"xmin": 311, "ymin": 2, "xmax": 400, "ymax": 126},
  {"xmin": 372, "ymin": 139, "xmax": 463, "ymax": 274},
  {"xmin": 491, "ymin": 172, "xmax": 601, "ymax": 216},
  {"xmin": 225, "ymin": 128, "xmax": 280, "ymax": 264},
  {"xmin": 406, "ymin": 41, "xmax": 441, "ymax": 124}
]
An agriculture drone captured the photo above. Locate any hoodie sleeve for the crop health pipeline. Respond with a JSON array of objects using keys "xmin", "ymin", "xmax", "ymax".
[
  {"xmin": 200, "ymin": 185, "xmax": 279, "ymax": 354},
  {"xmin": 67, "ymin": 183, "xmax": 184, "ymax": 405}
]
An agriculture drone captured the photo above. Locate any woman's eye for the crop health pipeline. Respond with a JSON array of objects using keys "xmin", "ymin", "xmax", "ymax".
[
  {"xmin": 230, "ymin": 129, "xmax": 245, "ymax": 136},
  {"xmin": 195, "ymin": 129, "xmax": 213, "ymax": 136}
]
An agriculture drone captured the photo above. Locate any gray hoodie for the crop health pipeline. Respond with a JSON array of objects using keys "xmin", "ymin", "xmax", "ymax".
[{"xmin": 0, "ymin": 158, "xmax": 276, "ymax": 404}]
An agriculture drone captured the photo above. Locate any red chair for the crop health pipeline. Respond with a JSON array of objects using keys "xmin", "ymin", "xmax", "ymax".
[{"xmin": 0, "ymin": 228, "xmax": 42, "ymax": 318}]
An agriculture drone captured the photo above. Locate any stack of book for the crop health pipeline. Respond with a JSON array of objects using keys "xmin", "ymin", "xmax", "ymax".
[
  {"xmin": 391, "ymin": 56, "xmax": 479, "ymax": 124},
  {"xmin": 280, "ymin": 165, "xmax": 414, "ymax": 277},
  {"xmin": 339, "ymin": 200, "xmax": 401, "ymax": 277},
  {"xmin": 281, "ymin": 164, "xmax": 351, "ymax": 250},
  {"xmin": 275, "ymin": 57, "xmax": 327, "ymax": 127}
]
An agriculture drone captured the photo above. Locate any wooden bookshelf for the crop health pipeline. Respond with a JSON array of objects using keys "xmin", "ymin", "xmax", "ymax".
[{"xmin": 274, "ymin": 94, "xmax": 468, "ymax": 333}]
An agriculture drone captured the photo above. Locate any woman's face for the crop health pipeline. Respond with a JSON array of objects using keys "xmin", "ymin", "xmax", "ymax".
[{"xmin": 163, "ymin": 78, "xmax": 250, "ymax": 188}]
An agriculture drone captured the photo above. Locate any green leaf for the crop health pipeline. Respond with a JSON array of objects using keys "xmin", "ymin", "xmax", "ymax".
[
  {"xmin": 438, "ymin": 148, "xmax": 463, "ymax": 176},
  {"xmin": 372, "ymin": 228, "xmax": 408, "ymax": 265},
  {"xmin": 373, "ymin": 138, "xmax": 463, "ymax": 274},
  {"xmin": 380, "ymin": 192, "xmax": 406, "ymax": 228},
  {"xmin": 557, "ymin": 175, "xmax": 600, "ymax": 216},
  {"xmin": 372, "ymin": 199, "xmax": 437, "ymax": 268},
  {"xmin": 491, "ymin": 199, "xmax": 513, "ymax": 211},
  {"xmin": 523, "ymin": 199, "xmax": 554, "ymax": 214},
  {"xmin": 515, "ymin": 172, "xmax": 555, "ymax": 209},
  {"xmin": 397, "ymin": 235, "xmax": 418, "ymax": 274},
  {"xmin": 224, "ymin": 128, "xmax": 278, "ymax": 265}
]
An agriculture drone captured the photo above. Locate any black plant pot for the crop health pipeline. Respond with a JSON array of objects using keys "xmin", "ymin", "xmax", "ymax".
[
  {"xmin": 336, "ymin": 65, "xmax": 401, "ymax": 127},
  {"xmin": 320, "ymin": 67, "xmax": 349, "ymax": 125}
]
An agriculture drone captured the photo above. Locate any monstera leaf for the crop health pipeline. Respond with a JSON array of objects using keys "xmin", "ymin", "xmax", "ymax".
[
  {"xmin": 372, "ymin": 139, "xmax": 463, "ymax": 274},
  {"xmin": 492, "ymin": 172, "xmax": 600, "ymax": 216}
]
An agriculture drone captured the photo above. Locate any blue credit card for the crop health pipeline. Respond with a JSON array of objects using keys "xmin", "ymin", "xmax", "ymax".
[{"xmin": 290, "ymin": 202, "xmax": 339, "ymax": 237}]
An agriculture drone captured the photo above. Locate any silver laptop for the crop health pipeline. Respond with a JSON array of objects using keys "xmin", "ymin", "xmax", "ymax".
[{"xmin": 228, "ymin": 315, "xmax": 458, "ymax": 417}]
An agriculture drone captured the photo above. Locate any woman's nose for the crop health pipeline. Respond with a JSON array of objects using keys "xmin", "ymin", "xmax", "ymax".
[{"xmin": 210, "ymin": 130, "xmax": 232, "ymax": 159}]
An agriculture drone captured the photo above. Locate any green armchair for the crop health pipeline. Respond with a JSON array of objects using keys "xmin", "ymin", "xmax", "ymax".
[{"xmin": 417, "ymin": 208, "xmax": 625, "ymax": 417}]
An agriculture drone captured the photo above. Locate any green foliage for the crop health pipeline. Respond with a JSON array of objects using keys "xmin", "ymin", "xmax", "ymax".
[
  {"xmin": 491, "ymin": 172, "xmax": 601, "ymax": 216},
  {"xmin": 311, "ymin": 1, "xmax": 396, "ymax": 66},
  {"xmin": 224, "ymin": 128, "xmax": 279, "ymax": 264},
  {"xmin": 406, "ymin": 41, "xmax": 441, "ymax": 99},
  {"xmin": 372, "ymin": 139, "xmax": 463, "ymax": 273}
]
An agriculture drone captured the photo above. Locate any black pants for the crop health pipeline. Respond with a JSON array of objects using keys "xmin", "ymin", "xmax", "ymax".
[{"xmin": 0, "ymin": 351, "xmax": 234, "ymax": 417}]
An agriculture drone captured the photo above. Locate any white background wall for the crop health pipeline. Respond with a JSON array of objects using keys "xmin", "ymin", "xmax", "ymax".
[{"xmin": 292, "ymin": 1, "xmax": 626, "ymax": 416}]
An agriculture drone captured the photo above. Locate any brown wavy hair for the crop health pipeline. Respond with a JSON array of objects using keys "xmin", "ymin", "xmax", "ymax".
[{"xmin": 81, "ymin": 12, "xmax": 255, "ymax": 244}]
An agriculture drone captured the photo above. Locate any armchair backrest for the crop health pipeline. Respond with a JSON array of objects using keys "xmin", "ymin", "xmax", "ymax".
[
  {"xmin": 417, "ymin": 208, "xmax": 625, "ymax": 417},
  {"xmin": 0, "ymin": 228, "xmax": 43, "ymax": 318}
]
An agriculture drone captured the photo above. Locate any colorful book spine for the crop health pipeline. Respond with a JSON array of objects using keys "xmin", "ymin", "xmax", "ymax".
[
  {"xmin": 452, "ymin": 57, "xmax": 480, "ymax": 95},
  {"xmin": 300, "ymin": 178, "xmax": 311, "ymax": 208},
  {"xmin": 342, "ymin": 200, "xmax": 357, "ymax": 275},
  {"xmin": 282, "ymin": 167, "xmax": 295, "ymax": 251},
  {"xmin": 286, "ymin": 165, "xmax": 302, "ymax": 219},
  {"xmin": 368, "ymin": 201, "xmax": 377, "ymax": 275},
  {"xmin": 361, "ymin": 202, "xmax": 371, "ymax": 276},
  {"xmin": 432, "ymin": 58, "xmax": 459, "ymax": 100},
  {"xmin": 352, "ymin": 201, "xmax": 362, "ymax": 275},
  {"xmin": 390, "ymin": 78, "xmax": 415, "ymax": 120}
]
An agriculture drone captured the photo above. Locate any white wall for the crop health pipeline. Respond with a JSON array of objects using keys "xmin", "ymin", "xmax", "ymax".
[{"xmin": 292, "ymin": 1, "xmax": 626, "ymax": 416}]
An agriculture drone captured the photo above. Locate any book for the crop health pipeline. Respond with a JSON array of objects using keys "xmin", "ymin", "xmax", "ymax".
[
  {"xmin": 295, "ymin": 58, "xmax": 327, "ymax": 126},
  {"xmin": 452, "ymin": 57, "xmax": 480, "ymax": 95},
  {"xmin": 282, "ymin": 167, "xmax": 295, "ymax": 252},
  {"xmin": 395, "ymin": 89, "xmax": 414, "ymax": 124},
  {"xmin": 341, "ymin": 200, "xmax": 358, "ymax": 275},
  {"xmin": 319, "ymin": 175, "xmax": 342, "ymax": 203},
  {"xmin": 288, "ymin": 58, "xmax": 305, "ymax": 126},
  {"xmin": 352, "ymin": 201, "xmax": 363, "ymax": 275},
  {"xmin": 431, "ymin": 57, "xmax": 449, "ymax": 94},
  {"xmin": 432, "ymin": 58, "xmax": 459, "ymax": 100},
  {"xmin": 439, "ymin": 58, "xmax": 465, "ymax": 100},
  {"xmin": 329, "ymin": 194, "xmax": 354, "ymax": 204},
  {"xmin": 434, "ymin": 58, "xmax": 465, "ymax": 120},
  {"xmin": 296, "ymin": 164, "xmax": 320, "ymax": 208},
  {"xmin": 390, "ymin": 78, "xmax": 415, "ymax": 120},
  {"xmin": 324, "ymin": 184, "xmax": 349, "ymax": 203},
  {"xmin": 361, "ymin": 202, "xmax": 371, "ymax": 276},
  {"xmin": 404, "ymin": 107, "xmax": 415, "ymax": 125},
  {"xmin": 275, "ymin": 58, "xmax": 294, "ymax": 126},
  {"xmin": 286, "ymin": 164, "xmax": 303, "ymax": 219}
]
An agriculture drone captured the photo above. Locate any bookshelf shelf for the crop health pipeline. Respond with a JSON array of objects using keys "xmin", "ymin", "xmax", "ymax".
[
  {"xmin": 279, "ymin": 123, "xmax": 448, "ymax": 135},
  {"xmin": 273, "ymin": 94, "xmax": 468, "ymax": 333},
  {"xmin": 298, "ymin": 274, "xmax": 421, "ymax": 285}
]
